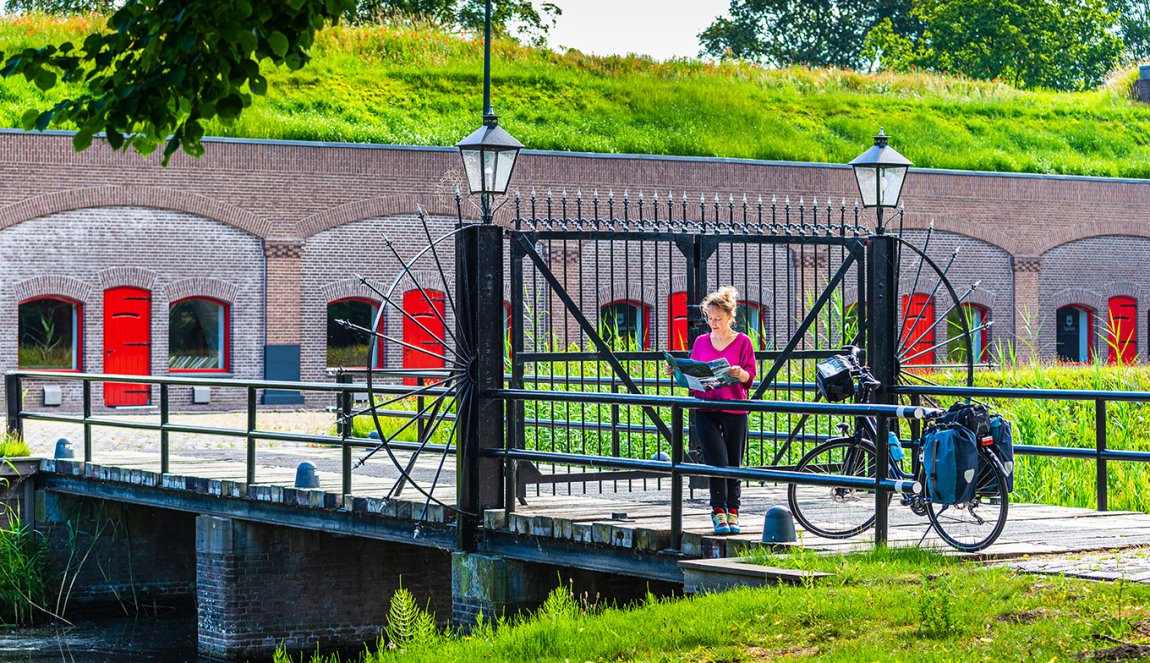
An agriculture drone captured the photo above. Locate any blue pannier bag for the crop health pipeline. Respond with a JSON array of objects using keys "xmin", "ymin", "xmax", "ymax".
[
  {"xmin": 923, "ymin": 425, "xmax": 979, "ymax": 504},
  {"xmin": 986, "ymin": 415, "xmax": 1015, "ymax": 493}
]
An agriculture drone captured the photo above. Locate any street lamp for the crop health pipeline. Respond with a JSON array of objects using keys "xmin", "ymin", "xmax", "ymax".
[
  {"xmin": 848, "ymin": 128, "xmax": 912, "ymax": 234},
  {"xmin": 456, "ymin": 0, "xmax": 524, "ymax": 224}
]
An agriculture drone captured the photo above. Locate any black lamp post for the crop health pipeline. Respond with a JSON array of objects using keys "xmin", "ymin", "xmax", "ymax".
[
  {"xmin": 848, "ymin": 128, "xmax": 912, "ymax": 234},
  {"xmin": 455, "ymin": 0, "xmax": 524, "ymax": 224}
]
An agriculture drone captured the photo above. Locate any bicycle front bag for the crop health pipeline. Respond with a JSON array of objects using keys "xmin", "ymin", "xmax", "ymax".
[
  {"xmin": 984, "ymin": 415, "xmax": 1015, "ymax": 493},
  {"xmin": 923, "ymin": 424, "xmax": 979, "ymax": 505},
  {"xmin": 815, "ymin": 355, "xmax": 854, "ymax": 402}
]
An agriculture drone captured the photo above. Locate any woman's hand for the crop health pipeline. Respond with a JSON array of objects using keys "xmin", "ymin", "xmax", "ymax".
[{"xmin": 726, "ymin": 366, "xmax": 748, "ymax": 383}]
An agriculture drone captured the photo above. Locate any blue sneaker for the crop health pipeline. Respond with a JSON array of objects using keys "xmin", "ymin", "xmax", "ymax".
[
  {"xmin": 712, "ymin": 510, "xmax": 731, "ymax": 535},
  {"xmin": 727, "ymin": 510, "xmax": 741, "ymax": 534}
]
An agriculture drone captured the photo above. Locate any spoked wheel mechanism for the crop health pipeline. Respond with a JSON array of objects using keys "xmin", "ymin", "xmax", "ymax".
[
  {"xmin": 332, "ymin": 213, "xmax": 471, "ymax": 523},
  {"xmin": 890, "ymin": 228, "xmax": 983, "ymax": 412}
]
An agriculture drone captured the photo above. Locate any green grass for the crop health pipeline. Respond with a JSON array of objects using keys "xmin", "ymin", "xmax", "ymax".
[
  {"xmin": 3, "ymin": 16, "xmax": 1150, "ymax": 177},
  {"xmin": 275, "ymin": 546, "xmax": 1150, "ymax": 662}
]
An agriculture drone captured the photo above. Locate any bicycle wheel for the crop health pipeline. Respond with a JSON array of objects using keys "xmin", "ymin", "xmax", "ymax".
[
  {"xmin": 788, "ymin": 438, "xmax": 889, "ymax": 539},
  {"xmin": 926, "ymin": 447, "xmax": 1009, "ymax": 552}
]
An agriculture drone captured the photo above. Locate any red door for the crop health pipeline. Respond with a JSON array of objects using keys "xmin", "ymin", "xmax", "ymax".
[
  {"xmin": 901, "ymin": 293, "xmax": 935, "ymax": 366},
  {"xmin": 402, "ymin": 289, "xmax": 445, "ymax": 386},
  {"xmin": 104, "ymin": 287, "xmax": 152, "ymax": 406},
  {"xmin": 1108, "ymin": 296, "xmax": 1137, "ymax": 365},
  {"xmin": 669, "ymin": 292, "xmax": 688, "ymax": 351}
]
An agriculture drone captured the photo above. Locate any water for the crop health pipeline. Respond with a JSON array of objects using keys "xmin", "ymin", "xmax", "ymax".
[{"xmin": 0, "ymin": 609, "xmax": 201, "ymax": 663}]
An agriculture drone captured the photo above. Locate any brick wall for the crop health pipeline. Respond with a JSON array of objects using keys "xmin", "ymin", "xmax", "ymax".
[
  {"xmin": 196, "ymin": 515, "xmax": 452, "ymax": 660},
  {"xmin": 4, "ymin": 131, "xmax": 1150, "ymax": 391},
  {"xmin": 1, "ymin": 207, "xmax": 264, "ymax": 410}
]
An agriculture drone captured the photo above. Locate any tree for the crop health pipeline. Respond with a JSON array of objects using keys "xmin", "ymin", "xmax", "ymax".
[
  {"xmin": 699, "ymin": 0, "xmax": 922, "ymax": 69},
  {"xmin": 1109, "ymin": 0, "xmax": 1150, "ymax": 62},
  {"xmin": 0, "ymin": 0, "xmax": 359, "ymax": 163},
  {"xmin": 869, "ymin": 0, "xmax": 1124, "ymax": 91}
]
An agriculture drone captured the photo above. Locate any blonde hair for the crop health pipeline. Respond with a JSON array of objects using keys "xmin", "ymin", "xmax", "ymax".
[{"xmin": 700, "ymin": 286, "xmax": 739, "ymax": 318}]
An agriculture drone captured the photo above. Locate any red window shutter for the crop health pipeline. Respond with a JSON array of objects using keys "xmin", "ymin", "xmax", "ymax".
[
  {"xmin": 402, "ymin": 289, "xmax": 445, "ymax": 385},
  {"xmin": 901, "ymin": 293, "xmax": 935, "ymax": 366},
  {"xmin": 669, "ymin": 292, "xmax": 688, "ymax": 351},
  {"xmin": 1108, "ymin": 296, "xmax": 1137, "ymax": 365}
]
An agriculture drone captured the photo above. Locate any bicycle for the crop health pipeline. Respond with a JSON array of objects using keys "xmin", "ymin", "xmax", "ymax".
[{"xmin": 786, "ymin": 347, "xmax": 1010, "ymax": 552}]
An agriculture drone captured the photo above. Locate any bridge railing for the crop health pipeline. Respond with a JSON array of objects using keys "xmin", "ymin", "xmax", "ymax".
[{"xmin": 4, "ymin": 369, "xmax": 454, "ymax": 498}]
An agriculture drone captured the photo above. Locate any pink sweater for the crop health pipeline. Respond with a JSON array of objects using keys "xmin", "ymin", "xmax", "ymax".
[{"xmin": 689, "ymin": 333, "xmax": 757, "ymax": 414}]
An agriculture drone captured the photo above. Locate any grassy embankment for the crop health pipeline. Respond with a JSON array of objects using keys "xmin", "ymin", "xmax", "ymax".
[
  {"xmin": 275, "ymin": 547, "xmax": 1150, "ymax": 662},
  {"xmin": 1, "ymin": 16, "xmax": 1150, "ymax": 177}
]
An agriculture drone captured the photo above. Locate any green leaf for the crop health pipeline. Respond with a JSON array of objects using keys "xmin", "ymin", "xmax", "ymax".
[
  {"xmin": 19, "ymin": 109, "xmax": 38, "ymax": 131},
  {"xmin": 33, "ymin": 70, "xmax": 56, "ymax": 91},
  {"xmin": 267, "ymin": 31, "xmax": 289, "ymax": 58},
  {"xmin": 33, "ymin": 111, "xmax": 54, "ymax": 132},
  {"xmin": 72, "ymin": 131, "xmax": 93, "ymax": 152},
  {"xmin": 106, "ymin": 129, "xmax": 125, "ymax": 151}
]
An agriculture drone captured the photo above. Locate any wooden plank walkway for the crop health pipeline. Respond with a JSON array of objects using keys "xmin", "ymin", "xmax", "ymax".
[{"xmin": 46, "ymin": 443, "xmax": 1150, "ymax": 561}]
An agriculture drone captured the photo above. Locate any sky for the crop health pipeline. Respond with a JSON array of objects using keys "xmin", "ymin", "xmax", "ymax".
[{"xmin": 542, "ymin": 0, "xmax": 731, "ymax": 61}]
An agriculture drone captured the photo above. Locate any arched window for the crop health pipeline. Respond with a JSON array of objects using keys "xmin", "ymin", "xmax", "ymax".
[
  {"xmin": 947, "ymin": 304, "xmax": 990, "ymax": 364},
  {"xmin": 1108, "ymin": 296, "xmax": 1137, "ymax": 365},
  {"xmin": 1056, "ymin": 305, "xmax": 1094, "ymax": 363},
  {"xmin": 741, "ymin": 301, "xmax": 770, "ymax": 350},
  {"xmin": 900, "ymin": 293, "xmax": 935, "ymax": 366},
  {"xmin": 402, "ymin": 288, "xmax": 445, "ymax": 385},
  {"xmin": 169, "ymin": 297, "xmax": 229, "ymax": 372},
  {"xmin": 668, "ymin": 292, "xmax": 688, "ymax": 351},
  {"xmin": 600, "ymin": 300, "xmax": 651, "ymax": 349},
  {"xmin": 18, "ymin": 296, "xmax": 82, "ymax": 370},
  {"xmin": 327, "ymin": 298, "xmax": 382, "ymax": 368}
]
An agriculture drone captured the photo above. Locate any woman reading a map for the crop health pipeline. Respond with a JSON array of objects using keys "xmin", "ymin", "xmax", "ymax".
[{"xmin": 689, "ymin": 286, "xmax": 756, "ymax": 535}]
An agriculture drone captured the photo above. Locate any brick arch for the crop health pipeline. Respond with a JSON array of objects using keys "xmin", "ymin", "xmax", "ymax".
[
  {"xmin": 320, "ymin": 279, "xmax": 383, "ymax": 305},
  {"xmin": 162, "ymin": 278, "xmax": 240, "ymax": 304},
  {"xmin": 13, "ymin": 275, "xmax": 92, "ymax": 304},
  {"xmin": 98, "ymin": 267, "xmax": 159, "ymax": 291},
  {"xmin": 1048, "ymin": 288, "xmax": 1104, "ymax": 315},
  {"xmin": 1100, "ymin": 281, "xmax": 1140, "ymax": 301},
  {"xmin": 912, "ymin": 217, "xmax": 1015, "ymax": 255},
  {"xmin": 0, "ymin": 186, "xmax": 272, "ymax": 238},
  {"xmin": 296, "ymin": 195, "xmax": 458, "ymax": 238},
  {"xmin": 1037, "ymin": 223, "xmax": 1150, "ymax": 256}
]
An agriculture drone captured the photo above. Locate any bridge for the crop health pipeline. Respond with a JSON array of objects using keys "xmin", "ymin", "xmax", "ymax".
[{"xmin": 8, "ymin": 208, "xmax": 1150, "ymax": 660}]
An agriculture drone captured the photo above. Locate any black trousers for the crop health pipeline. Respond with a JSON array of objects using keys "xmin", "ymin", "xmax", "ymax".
[{"xmin": 692, "ymin": 410, "xmax": 748, "ymax": 511}]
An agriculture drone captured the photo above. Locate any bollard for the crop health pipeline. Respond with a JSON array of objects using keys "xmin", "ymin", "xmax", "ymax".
[
  {"xmin": 650, "ymin": 451, "xmax": 670, "ymax": 461},
  {"xmin": 54, "ymin": 438, "xmax": 75, "ymax": 460},
  {"xmin": 761, "ymin": 506, "xmax": 797, "ymax": 543},
  {"xmin": 294, "ymin": 461, "xmax": 320, "ymax": 489}
]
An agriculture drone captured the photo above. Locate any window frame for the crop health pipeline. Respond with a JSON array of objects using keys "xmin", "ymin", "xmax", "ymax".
[
  {"xmin": 18, "ymin": 295, "xmax": 83, "ymax": 372},
  {"xmin": 326, "ymin": 296, "xmax": 384, "ymax": 369},
  {"xmin": 947, "ymin": 303, "xmax": 990, "ymax": 364},
  {"xmin": 168, "ymin": 296, "xmax": 231, "ymax": 373},
  {"xmin": 599, "ymin": 299, "xmax": 652, "ymax": 350}
]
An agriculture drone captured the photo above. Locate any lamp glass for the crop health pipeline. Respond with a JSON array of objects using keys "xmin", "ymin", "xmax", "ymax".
[
  {"xmin": 461, "ymin": 148, "xmax": 484, "ymax": 193},
  {"xmin": 878, "ymin": 166, "xmax": 907, "ymax": 207},
  {"xmin": 853, "ymin": 164, "xmax": 908, "ymax": 208}
]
